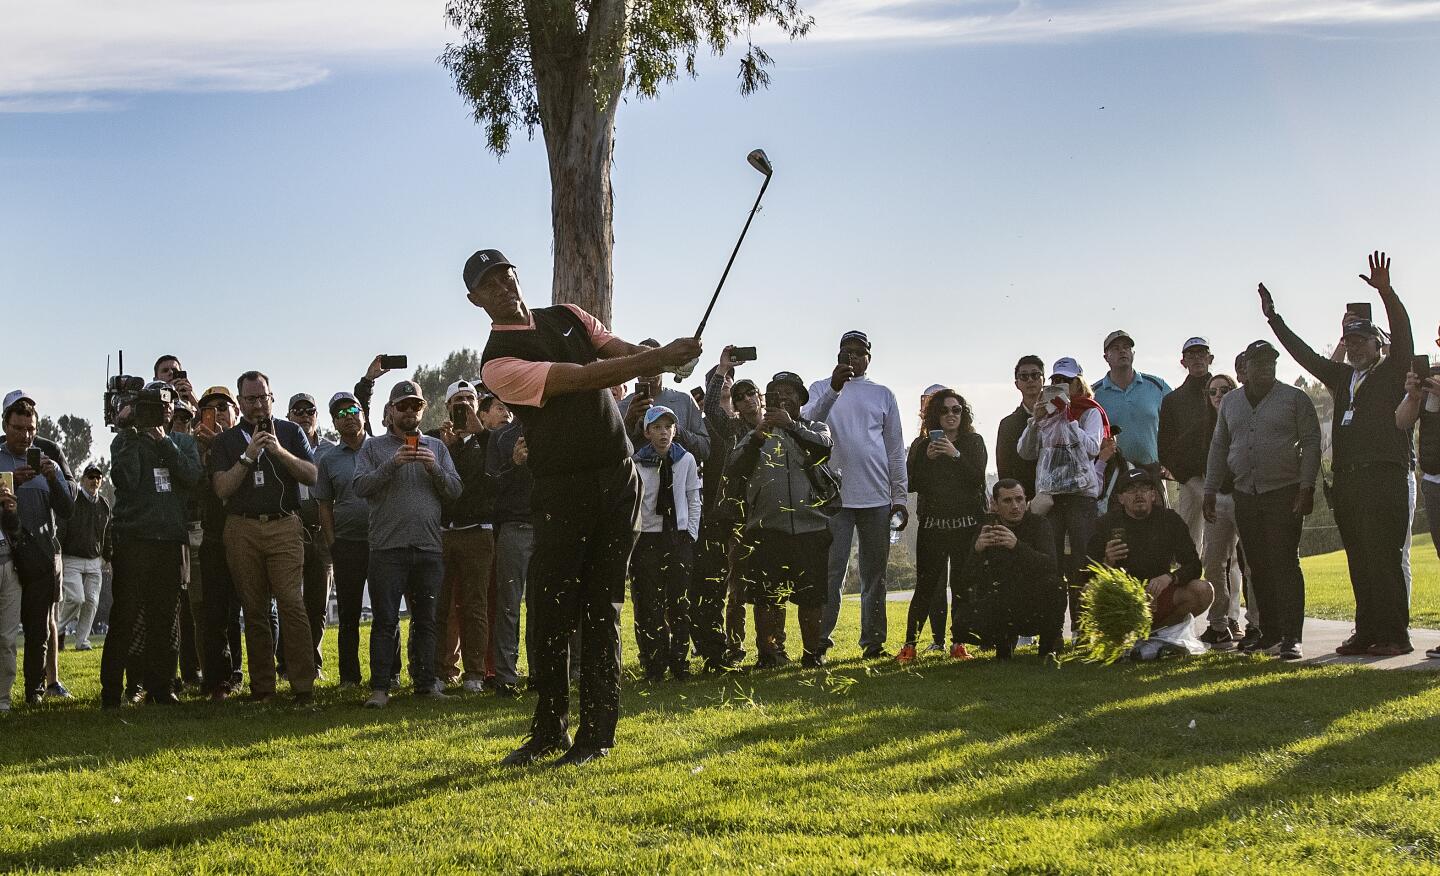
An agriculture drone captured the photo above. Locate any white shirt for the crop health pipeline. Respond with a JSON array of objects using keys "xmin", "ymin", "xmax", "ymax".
[
  {"xmin": 803, "ymin": 375, "xmax": 908, "ymax": 509},
  {"xmin": 635, "ymin": 449, "xmax": 701, "ymax": 539}
]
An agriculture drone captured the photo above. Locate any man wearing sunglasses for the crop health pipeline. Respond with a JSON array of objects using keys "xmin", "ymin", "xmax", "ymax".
[
  {"xmin": 997, "ymin": 355, "xmax": 1046, "ymax": 500},
  {"xmin": 285, "ymin": 392, "xmax": 334, "ymax": 681},
  {"xmin": 1158, "ymin": 337, "xmax": 1216, "ymax": 562},
  {"xmin": 193, "ymin": 385, "xmax": 245, "ymax": 700}
]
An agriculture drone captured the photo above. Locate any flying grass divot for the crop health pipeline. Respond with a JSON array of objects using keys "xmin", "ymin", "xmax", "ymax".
[{"xmin": 1075, "ymin": 562, "xmax": 1152, "ymax": 664}]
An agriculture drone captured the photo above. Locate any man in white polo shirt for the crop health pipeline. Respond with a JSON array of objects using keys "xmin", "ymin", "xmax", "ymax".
[{"xmin": 804, "ymin": 331, "xmax": 908, "ymax": 659}]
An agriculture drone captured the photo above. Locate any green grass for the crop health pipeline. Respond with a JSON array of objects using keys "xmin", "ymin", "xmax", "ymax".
[
  {"xmin": 5, "ymin": 604, "xmax": 1440, "ymax": 873},
  {"xmin": 1303, "ymin": 534, "xmax": 1440, "ymax": 629}
]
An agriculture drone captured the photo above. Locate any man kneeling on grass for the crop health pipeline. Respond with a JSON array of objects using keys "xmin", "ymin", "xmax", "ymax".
[
  {"xmin": 965, "ymin": 479, "xmax": 1064, "ymax": 659},
  {"xmin": 727, "ymin": 372, "xmax": 836, "ymax": 668},
  {"xmin": 1083, "ymin": 468, "xmax": 1215, "ymax": 660}
]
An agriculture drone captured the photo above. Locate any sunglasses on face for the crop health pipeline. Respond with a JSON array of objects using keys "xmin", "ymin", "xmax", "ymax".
[
  {"xmin": 290, "ymin": 407, "xmax": 316, "ymax": 416},
  {"xmin": 394, "ymin": 401, "xmax": 423, "ymax": 413},
  {"xmin": 939, "ymin": 405, "xmax": 964, "ymax": 415},
  {"xmin": 1209, "ymin": 386, "xmax": 1234, "ymax": 396},
  {"xmin": 333, "ymin": 406, "xmax": 362, "ymax": 418}
]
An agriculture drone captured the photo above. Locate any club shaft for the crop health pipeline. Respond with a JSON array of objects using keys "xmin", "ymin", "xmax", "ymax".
[{"xmin": 694, "ymin": 174, "xmax": 771, "ymax": 340}]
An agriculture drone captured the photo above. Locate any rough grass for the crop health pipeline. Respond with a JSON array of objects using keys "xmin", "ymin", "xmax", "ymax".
[
  {"xmin": 5, "ymin": 603, "xmax": 1440, "ymax": 873},
  {"xmin": 1303, "ymin": 534, "xmax": 1439, "ymax": 629}
]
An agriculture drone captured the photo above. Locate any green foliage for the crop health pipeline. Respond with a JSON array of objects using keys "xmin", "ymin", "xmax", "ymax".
[
  {"xmin": 440, "ymin": 0, "xmax": 813, "ymax": 157},
  {"xmin": 35, "ymin": 413, "xmax": 94, "ymax": 471},
  {"xmin": 1076, "ymin": 562, "xmax": 1152, "ymax": 664},
  {"xmin": 411, "ymin": 349, "xmax": 484, "ymax": 431}
]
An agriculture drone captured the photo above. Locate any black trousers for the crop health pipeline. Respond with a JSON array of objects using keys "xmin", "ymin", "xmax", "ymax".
[
  {"xmin": 1333, "ymin": 464, "xmax": 1411, "ymax": 645},
  {"xmin": 1233, "ymin": 484, "xmax": 1305, "ymax": 643},
  {"xmin": 527, "ymin": 461, "xmax": 639, "ymax": 749},
  {"xmin": 331, "ymin": 537, "xmax": 371, "ymax": 686},
  {"xmin": 19, "ymin": 556, "xmax": 58, "ymax": 699},
  {"xmin": 975, "ymin": 566, "xmax": 1066, "ymax": 657},
  {"xmin": 907, "ymin": 525, "xmax": 979, "ymax": 646},
  {"xmin": 630, "ymin": 531, "xmax": 694, "ymax": 676},
  {"xmin": 689, "ymin": 517, "xmax": 732, "ymax": 665},
  {"xmin": 101, "ymin": 537, "xmax": 184, "ymax": 701},
  {"xmin": 199, "ymin": 536, "xmax": 243, "ymax": 694}
]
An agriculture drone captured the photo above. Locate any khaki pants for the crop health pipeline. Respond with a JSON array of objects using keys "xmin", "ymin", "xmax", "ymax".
[
  {"xmin": 435, "ymin": 527, "xmax": 493, "ymax": 681},
  {"xmin": 224, "ymin": 515, "xmax": 315, "ymax": 695}
]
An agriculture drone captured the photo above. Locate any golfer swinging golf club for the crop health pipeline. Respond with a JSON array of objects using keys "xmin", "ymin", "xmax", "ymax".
[{"xmin": 468, "ymin": 249, "xmax": 701, "ymax": 767}]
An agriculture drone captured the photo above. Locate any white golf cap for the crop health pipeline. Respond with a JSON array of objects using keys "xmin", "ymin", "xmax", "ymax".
[
  {"xmin": 1051, "ymin": 358, "xmax": 1083, "ymax": 380},
  {"xmin": 446, "ymin": 380, "xmax": 478, "ymax": 403},
  {"xmin": 1182, "ymin": 336, "xmax": 1210, "ymax": 353},
  {"xmin": 3, "ymin": 389, "xmax": 34, "ymax": 413}
]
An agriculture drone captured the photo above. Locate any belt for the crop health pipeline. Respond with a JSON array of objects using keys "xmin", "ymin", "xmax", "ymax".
[{"xmin": 232, "ymin": 512, "xmax": 295, "ymax": 523}]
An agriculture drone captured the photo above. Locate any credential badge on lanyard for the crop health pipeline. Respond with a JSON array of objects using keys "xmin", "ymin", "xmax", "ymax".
[
  {"xmin": 153, "ymin": 467, "xmax": 172, "ymax": 493},
  {"xmin": 1342, "ymin": 365, "xmax": 1374, "ymax": 427},
  {"xmin": 253, "ymin": 468, "xmax": 265, "ymax": 488}
]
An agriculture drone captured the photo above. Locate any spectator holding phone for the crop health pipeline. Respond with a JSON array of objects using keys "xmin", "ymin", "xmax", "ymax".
[
  {"xmin": 897, "ymin": 389, "xmax": 987, "ymax": 664},
  {"xmin": 154, "ymin": 355, "xmax": 197, "ymax": 408},
  {"xmin": 620, "ymin": 340, "xmax": 711, "ymax": 461},
  {"xmin": 1259, "ymin": 251, "xmax": 1415, "ymax": 657},
  {"xmin": 210, "ymin": 371, "xmax": 319, "ymax": 703},
  {"xmin": 803, "ymin": 331, "xmax": 908, "ymax": 659},
  {"xmin": 965, "ymin": 479, "xmax": 1062, "ymax": 659},
  {"xmin": 1395, "ymin": 325, "xmax": 1440, "ymax": 657},
  {"xmin": 193, "ymin": 386, "xmax": 245, "ymax": 699},
  {"xmin": 997, "ymin": 356, "xmax": 1046, "ymax": 500}
]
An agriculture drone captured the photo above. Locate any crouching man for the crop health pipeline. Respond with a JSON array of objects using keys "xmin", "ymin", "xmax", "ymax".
[
  {"xmin": 965, "ymin": 479, "xmax": 1064, "ymax": 659},
  {"xmin": 727, "ymin": 372, "xmax": 836, "ymax": 668},
  {"xmin": 1084, "ymin": 469, "xmax": 1213, "ymax": 658}
]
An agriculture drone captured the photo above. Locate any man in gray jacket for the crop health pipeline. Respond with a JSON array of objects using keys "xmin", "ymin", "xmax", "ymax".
[
  {"xmin": 1204, "ymin": 340, "xmax": 1321, "ymax": 661},
  {"xmin": 727, "ymin": 372, "xmax": 835, "ymax": 668},
  {"xmin": 353, "ymin": 380, "xmax": 464, "ymax": 707}
]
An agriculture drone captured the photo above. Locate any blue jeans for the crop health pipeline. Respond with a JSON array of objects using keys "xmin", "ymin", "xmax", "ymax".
[
  {"xmin": 821, "ymin": 505, "xmax": 892, "ymax": 652},
  {"xmin": 367, "ymin": 547, "xmax": 443, "ymax": 693}
]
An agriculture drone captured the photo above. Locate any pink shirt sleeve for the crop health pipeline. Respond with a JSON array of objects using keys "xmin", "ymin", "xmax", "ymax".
[
  {"xmin": 482, "ymin": 358, "xmax": 551, "ymax": 409},
  {"xmin": 561, "ymin": 303, "xmax": 615, "ymax": 351}
]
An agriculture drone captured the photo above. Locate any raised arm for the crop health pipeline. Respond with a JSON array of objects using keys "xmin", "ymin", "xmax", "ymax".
[{"xmin": 1259, "ymin": 282, "xmax": 1348, "ymax": 387}]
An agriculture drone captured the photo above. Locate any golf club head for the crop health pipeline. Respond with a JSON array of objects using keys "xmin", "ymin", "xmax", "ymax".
[{"xmin": 747, "ymin": 149, "xmax": 772, "ymax": 177}]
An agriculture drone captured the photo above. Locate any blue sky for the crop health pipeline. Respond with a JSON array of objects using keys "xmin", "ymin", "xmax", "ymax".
[{"xmin": 3, "ymin": 1, "xmax": 1440, "ymax": 467}]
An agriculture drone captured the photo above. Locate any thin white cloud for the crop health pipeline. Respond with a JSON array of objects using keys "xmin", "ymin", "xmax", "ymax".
[
  {"xmin": 2, "ymin": 0, "xmax": 1438, "ymax": 112},
  {"xmin": 803, "ymin": 0, "xmax": 1440, "ymax": 43}
]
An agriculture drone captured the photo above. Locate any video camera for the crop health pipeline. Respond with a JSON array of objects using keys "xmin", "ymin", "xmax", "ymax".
[{"xmin": 103, "ymin": 351, "xmax": 174, "ymax": 431}]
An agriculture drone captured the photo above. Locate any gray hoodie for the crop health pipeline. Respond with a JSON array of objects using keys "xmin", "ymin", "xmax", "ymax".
[{"xmin": 726, "ymin": 418, "xmax": 834, "ymax": 536}]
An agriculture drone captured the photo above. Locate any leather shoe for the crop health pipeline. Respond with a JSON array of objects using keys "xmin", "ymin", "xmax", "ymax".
[
  {"xmin": 146, "ymin": 691, "xmax": 181, "ymax": 705},
  {"xmin": 553, "ymin": 744, "xmax": 609, "ymax": 767},
  {"xmin": 501, "ymin": 732, "xmax": 572, "ymax": 767}
]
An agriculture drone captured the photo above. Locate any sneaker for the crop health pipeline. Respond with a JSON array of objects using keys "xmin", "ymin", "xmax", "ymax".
[
  {"xmin": 1277, "ymin": 639, "xmax": 1303, "ymax": 661},
  {"xmin": 553, "ymin": 744, "xmax": 609, "ymax": 767},
  {"xmin": 1227, "ymin": 618, "xmax": 1243, "ymax": 639},
  {"xmin": 337, "ymin": 680, "xmax": 359, "ymax": 691},
  {"xmin": 1236, "ymin": 627, "xmax": 1263, "ymax": 651},
  {"xmin": 494, "ymin": 682, "xmax": 519, "ymax": 698},
  {"xmin": 1426, "ymin": 645, "xmax": 1440, "ymax": 659},
  {"xmin": 925, "ymin": 642, "xmax": 945, "ymax": 652},
  {"xmin": 801, "ymin": 651, "xmax": 827, "ymax": 668},
  {"xmin": 1335, "ymin": 635, "xmax": 1373, "ymax": 656},
  {"xmin": 1198, "ymin": 627, "xmax": 1223, "ymax": 645},
  {"xmin": 462, "ymin": 678, "xmax": 485, "ymax": 694},
  {"xmin": 247, "ymin": 692, "xmax": 276, "ymax": 704},
  {"xmin": 861, "ymin": 648, "xmax": 891, "ymax": 659},
  {"xmin": 948, "ymin": 643, "xmax": 973, "ymax": 661},
  {"xmin": 896, "ymin": 644, "xmax": 918, "ymax": 665},
  {"xmin": 1367, "ymin": 642, "xmax": 1414, "ymax": 657},
  {"xmin": 501, "ymin": 732, "xmax": 571, "ymax": 767},
  {"xmin": 146, "ymin": 691, "xmax": 181, "ymax": 705},
  {"xmin": 1205, "ymin": 629, "xmax": 1237, "ymax": 651},
  {"xmin": 293, "ymin": 691, "xmax": 314, "ymax": 706},
  {"xmin": 416, "ymin": 686, "xmax": 450, "ymax": 700},
  {"xmin": 74, "ymin": 642, "xmax": 93, "ymax": 652},
  {"xmin": 46, "ymin": 682, "xmax": 73, "ymax": 699},
  {"xmin": 363, "ymin": 691, "xmax": 389, "ymax": 709}
]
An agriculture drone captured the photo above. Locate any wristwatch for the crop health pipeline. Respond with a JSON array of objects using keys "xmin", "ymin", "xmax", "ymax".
[{"xmin": 238, "ymin": 455, "xmax": 256, "ymax": 468}]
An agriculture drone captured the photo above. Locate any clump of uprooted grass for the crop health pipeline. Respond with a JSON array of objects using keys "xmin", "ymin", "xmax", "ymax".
[{"xmin": 1076, "ymin": 562, "xmax": 1152, "ymax": 664}]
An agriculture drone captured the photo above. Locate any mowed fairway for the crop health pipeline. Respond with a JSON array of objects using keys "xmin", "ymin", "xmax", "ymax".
[
  {"xmin": 1304, "ymin": 534, "xmax": 1440, "ymax": 629},
  {"xmin": 5, "ymin": 595, "xmax": 1440, "ymax": 874}
]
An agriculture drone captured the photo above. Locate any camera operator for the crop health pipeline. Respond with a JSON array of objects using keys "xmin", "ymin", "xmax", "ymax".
[
  {"xmin": 285, "ymin": 392, "xmax": 333, "ymax": 677},
  {"xmin": 100, "ymin": 385, "xmax": 202, "ymax": 707},
  {"xmin": 210, "ymin": 371, "xmax": 319, "ymax": 703},
  {"xmin": 0, "ymin": 391, "xmax": 74, "ymax": 705}
]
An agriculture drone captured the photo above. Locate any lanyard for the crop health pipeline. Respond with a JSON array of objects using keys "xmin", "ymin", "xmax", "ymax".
[{"xmin": 1347, "ymin": 363, "xmax": 1378, "ymax": 412}]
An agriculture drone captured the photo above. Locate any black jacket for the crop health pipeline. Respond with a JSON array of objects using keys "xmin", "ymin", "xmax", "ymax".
[
  {"xmin": 1157, "ymin": 372, "xmax": 1214, "ymax": 483},
  {"xmin": 427, "ymin": 429, "xmax": 495, "ymax": 528},
  {"xmin": 1083, "ymin": 507, "xmax": 1201, "ymax": 585},
  {"xmin": 58, "ymin": 489, "xmax": 109, "ymax": 559},
  {"xmin": 995, "ymin": 405, "xmax": 1037, "ymax": 499},
  {"xmin": 963, "ymin": 512, "xmax": 1058, "ymax": 595},
  {"xmin": 906, "ymin": 432, "xmax": 988, "ymax": 524}
]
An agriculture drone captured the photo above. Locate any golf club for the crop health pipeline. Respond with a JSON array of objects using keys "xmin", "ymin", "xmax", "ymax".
[{"xmin": 671, "ymin": 148, "xmax": 773, "ymax": 382}]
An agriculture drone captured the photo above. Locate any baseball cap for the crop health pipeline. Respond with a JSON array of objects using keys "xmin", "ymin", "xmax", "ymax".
[
  {"xmin": 1115, "ymin": 468, "xmax": 1156, "ymax": 494},
  {"xmin": 732, "ymin": 378, "xmax": 759, "ymax": 398},
  {"xmin": 767, "ymin": 371, "xmax": 810, "ymax": 404},
  {"xmin": 389, "ymin": 381, "xmax": 426, "ymax": 405},
  {"xmin": 923, "ymin": 383, "xmax": 947, "ymax": 396},
  {"xmin": 462, "ymin": 249, "xmax": 514, "ymax": 290},
  {"xmin": 643, "ymin": 405, "xmax": 677, "ymax": 429},
  {"xmin": 1343, "ymin": 318, "xmax": 1383, "ymax": 339},
  {"xmin": 1103, "ymin": 330, "xmax": 1134, "ymax": 352},
  {"xmin": 840, "ymin": 330, "xmax": 871, "ymax": 350},
  {"xmin": 82, "ymin": 464, "xmax": 104, "ymax": 478},
  {"xmin": 287, "ymin": 393, "xmax": 316, "ymax": 412},
  {"xmin": 1050, "ymin": 357, "xmax": 1083, "ymax": 380},
  {"xmin": 328, "ymin": 392, "xmax": 361, "ymax": 415},
  {"xmin": 1242, "ymin": 340, "xmax": 1280, "ymax": 362},
  {"xmin": 199, "ymin": 386, "xmax": 236, "ymax": 407},
  {"xmin": 1181, "ymin": 336, "xmax": 1210, "ymax": 353},
  {"xmin": 3, "ymin": 390, "xmax": 34, "ymax": 414},
  {"xmin": 446, "ymin": 380, "xmax": 478, "ymax": 403}
]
